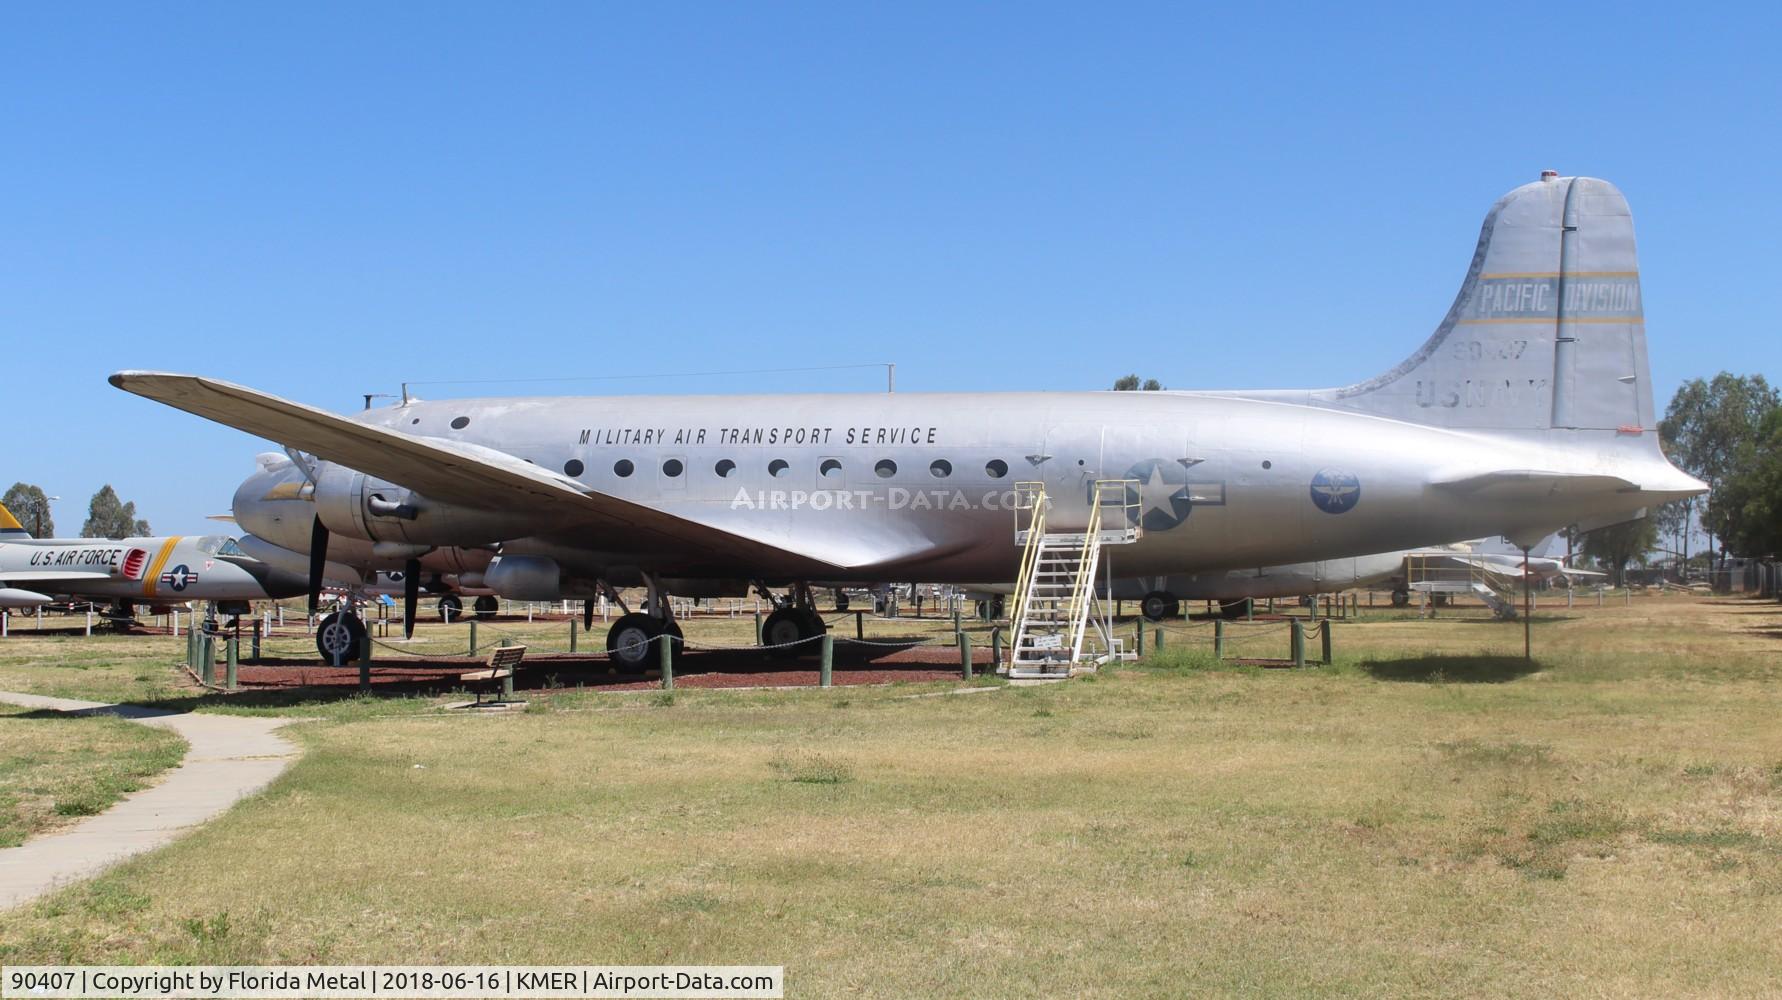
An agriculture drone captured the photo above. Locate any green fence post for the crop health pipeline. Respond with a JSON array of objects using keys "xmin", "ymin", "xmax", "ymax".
[
  {"xmin": 1321, "ymin": 620, "xmax": 1333, "ymax": 665},
  {"xmin": 1214, "ymin": 619, "xmax": 1224, "ymax": 659},
  {"xmin": 569, "ymin": 617, "xmax": 577, "ymax": 653},
  {"xmin": 1291, "ymin": 620, "xmax": 1305, "ymax": 668},
  {"xmin": 200, "ymin": 634, "xmax": 215, "ymax": 686},
  {"xmin": 991, "ymin": 626, "xmax": 1003, "ymax": 667},
  {"xmin": 960, "ymin": 632, "xmax": 973, "ymax": 680},
  {"xmin": 250, "ymin": 621, "xmax": 261, "ymax": 662},
  {"xmin": 225, "ymin": 637, "xmax": 238, "ymax": 690},
  {"xmin": 754, "ymin": 609, "xmax": 763, "ymax": 645},
  {"xmin": 361, "ymin": 630, "xmax": 372, "ymax": 663},
  {"xmin": 1246, "ymin": 600, "xmax": 1254, "ymax": 622},
  {"xmin": 1155, "ymin": 627, "xmax": 1163, "ymax": 653},
  {"xmin": 820, "ymin": 634, "xmax": 833, "ymax": 688},
  {"xmin": 659, "ymin": 635, "xmax": 674, "ymax": 691},
  {"xmin": 469, "ymin": 619, "xmax": 478, "ymax": 656},
  {"xmin": 1136, "ymin": 624, "xmax": 1145, "ymax": 657}
]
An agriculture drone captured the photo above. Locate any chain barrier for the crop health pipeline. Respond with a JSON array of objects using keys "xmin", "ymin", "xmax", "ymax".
[{"xmin": 682, "ymin": 633, "xmax": 824, "ymax": 652}]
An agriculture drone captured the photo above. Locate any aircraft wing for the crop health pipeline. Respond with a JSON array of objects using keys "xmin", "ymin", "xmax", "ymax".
[
  {"xmin": 0, "ymin": 570, "xmax": 115, "ymax": 584},
  {"xmin": 1432, "ymin": 471, "xmax": 1639, "ymax": 498},
  {"xmin": 110, "ymin": 372, "xmax": 917, "ymax": 570}
]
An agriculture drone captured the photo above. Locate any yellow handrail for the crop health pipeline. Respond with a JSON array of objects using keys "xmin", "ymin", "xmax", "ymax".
[{"xmin": 1010, "ymin": 482, "xmax": 1048, "ymax": 634}]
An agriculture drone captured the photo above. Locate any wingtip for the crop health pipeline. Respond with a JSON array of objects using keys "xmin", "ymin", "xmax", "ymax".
[{"xmin": 109, "ymin": 370, "xmax": 186, "ymax": 391}]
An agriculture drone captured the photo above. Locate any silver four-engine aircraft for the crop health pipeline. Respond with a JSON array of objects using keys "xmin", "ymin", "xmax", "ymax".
[{"xmin": 111, "ymin": 173, "xmax": 1705, "ymax": 665}]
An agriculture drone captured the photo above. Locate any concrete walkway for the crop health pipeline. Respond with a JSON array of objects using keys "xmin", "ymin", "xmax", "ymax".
[{"xmin": 0, "ymin": 691, "xmax": 302, "ymax": 910}]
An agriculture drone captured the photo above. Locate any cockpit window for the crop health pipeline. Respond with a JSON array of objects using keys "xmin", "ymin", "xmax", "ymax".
[{"xmin": 195, "ymin": 536, "xmax": 245, "ymax": 556}]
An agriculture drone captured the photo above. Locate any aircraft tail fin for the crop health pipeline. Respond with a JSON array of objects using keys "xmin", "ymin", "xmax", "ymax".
[
  {"xmin": 0, "ymin": 504, "xmax": 32, "ymax": 539},
  {"xmin": 1308, "ymin": 173, "xmax": 1653, "ymax": 434}
]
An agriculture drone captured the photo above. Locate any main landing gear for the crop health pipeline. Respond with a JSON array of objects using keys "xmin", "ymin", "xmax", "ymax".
[
  {"xmin": 1140, "ymin": 591, "xmax": 1181, "ymax": 622},
  {"xmin": 604, "ymin": 575, "xmax": 685, "ymax": 672},
  {"xmin": 316, "ymin": 607, "xmax": 366, "ymax": 663},
  {"xmin": 758, "ymin": 582, "xmax": 826, "ymax": 660}
]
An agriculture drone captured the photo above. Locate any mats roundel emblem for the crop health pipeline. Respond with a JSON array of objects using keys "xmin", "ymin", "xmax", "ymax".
[{"xmin": 1309, "ymin": 470, "xmax": 1361, "ymax": 514}]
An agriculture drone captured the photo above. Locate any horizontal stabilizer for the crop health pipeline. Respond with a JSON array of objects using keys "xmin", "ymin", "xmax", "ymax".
[{"xmin": 1433, "ymin": 470, "xmax": 1638, "ymax": 498}]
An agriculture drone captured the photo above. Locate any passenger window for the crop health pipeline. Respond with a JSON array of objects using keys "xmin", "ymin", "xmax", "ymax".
[
  {"xmin": 769, "ymin": 459, "xmax": 790, "ymax": 477},
  {"xmin": 613, "ymin": 459, "xmax": 634, "ymax": 478},
  {"xmin": 715, "ymin": 459, "xmax": 736, "ymax": 478},
  {"xmin": 819, "ymin": 458, "xmax": 843, "ymax": 478},
  {"xmin": 663, "ymin": 458, "xmax": 684, "ymax": 477},
  {"xmin": 929, "ymin": 459, "xmax": 952, "ymax": 478},
  {"xmin": 986, "ymin": 459, "xmax": 1009, "ymax": 479},
  {"xmin": 875, "ymin": 459, "xmax": 897, "ymax": 479}
]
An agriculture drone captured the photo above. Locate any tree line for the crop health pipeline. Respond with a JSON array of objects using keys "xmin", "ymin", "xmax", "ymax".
[{"xmin": 1, "ymin": 483, "xmax": 151, "ymax": 539}]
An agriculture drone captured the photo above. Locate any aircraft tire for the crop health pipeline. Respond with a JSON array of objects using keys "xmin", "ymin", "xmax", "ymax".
[
  {"xmin": 1390, "ymin": 587, "xmax": 1410, "ymax": 607},
  {"xmin": 606, "ymin": 613, "xmax": 662, "ymax": 671},
  {"xmin": 1217, "ymin": 598, "xmax": 1252, "ymax": 620},
  {"xmin": 474, "ymin": 595, "xmax": 499, "ymax": 620},
  {"xmin": 437, "ymin": 594, "xmax": 464, "ymax": 622},
  {"xmin": 316, "ymin": 611, "xmax": 365, "ymax": 664},
  {"xmin": 1140, "ymin": 591, "xmax": 1180, "ymax": 622},
  {"xmin": 761, "ymin": 607, "xmax": 823, "ymax": 659}
]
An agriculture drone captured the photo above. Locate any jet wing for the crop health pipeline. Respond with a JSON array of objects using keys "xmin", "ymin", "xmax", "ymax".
[
  {"xmin": 1432, "ymin": 471, "xmax": 1639, "ymax": 498},
  {"xmin": 0, "ymin": 570, "xmax": 115, "ymax": 584},
  {"xmin": 110, "ymin": 372, "xmax": 915, "ymax": 570}
]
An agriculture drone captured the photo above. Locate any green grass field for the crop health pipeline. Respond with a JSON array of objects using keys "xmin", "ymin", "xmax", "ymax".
[
  {"xmin": 0, "ymin": 593, "xmax": 1778, "ymax": 997},
  {"xmin": 0, "ymin": 705, "xmax": 186, "ymax": 848}
]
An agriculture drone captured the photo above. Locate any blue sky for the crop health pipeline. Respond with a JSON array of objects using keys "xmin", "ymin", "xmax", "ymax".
[{"xmin": 3, "ymin": 3, "xmax": 1776, "ymax": 534}]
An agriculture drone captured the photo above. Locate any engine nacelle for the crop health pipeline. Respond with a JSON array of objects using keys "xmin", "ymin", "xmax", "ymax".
[
  {"xmin": 485, "ymin": 555, "xmax": 563, "ymax": 601},
  {"xmin": 313, "ymin": 464, "xmax": 540, "ymax": 546}
]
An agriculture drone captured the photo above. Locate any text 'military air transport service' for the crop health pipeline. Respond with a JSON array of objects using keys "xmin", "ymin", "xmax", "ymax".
[{"xmin": 110, "ymin": 173, "xmax": 1705, "ymax": 664}]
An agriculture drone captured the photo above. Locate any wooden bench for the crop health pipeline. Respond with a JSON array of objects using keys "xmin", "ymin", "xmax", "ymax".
[{"xmin": 460, "ymin": 644, "xmax": 527, "ymax": 704}]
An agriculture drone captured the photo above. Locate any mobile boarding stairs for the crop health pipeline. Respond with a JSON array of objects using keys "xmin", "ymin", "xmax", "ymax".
[
  {"xmin": 1404, "ymin": 551, "xmax": 1521, "ymax": 620},
  {"xmin": 1005, "ymin": 480, "xmax": 1142, "ymax": 680}
]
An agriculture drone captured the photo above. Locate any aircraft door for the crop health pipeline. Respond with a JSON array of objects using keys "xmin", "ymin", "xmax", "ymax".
[{"xmin": 1037, "ymin": 424, "xmax": 1102, "ymax": 529}]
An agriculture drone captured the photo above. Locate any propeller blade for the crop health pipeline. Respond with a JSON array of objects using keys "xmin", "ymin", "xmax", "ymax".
[
  {"xmin": 583, "ymin": 599, "xmax": 594, "ymax": 632},
  {"xmin": 307, "ymin": 517, "xmax": 329, "ymax": 614},
  {"xmin": 403, "ymin": 559, "xmax": 420, "ymax": 640}
]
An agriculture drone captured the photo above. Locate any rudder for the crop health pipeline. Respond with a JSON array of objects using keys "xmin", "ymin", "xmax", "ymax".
[
  {"xmin": 0, "ymin": 504, "xmax": 32, "ymax": 539},
  {"xmin": 1314, "ymin": 173, "xmax": 1652, "ymax": 433}
]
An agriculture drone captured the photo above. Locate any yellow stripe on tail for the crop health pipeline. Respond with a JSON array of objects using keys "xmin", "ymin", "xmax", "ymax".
[{"xmin": 0, "ymin": 504, "xmax": 29, "ymax": 538}]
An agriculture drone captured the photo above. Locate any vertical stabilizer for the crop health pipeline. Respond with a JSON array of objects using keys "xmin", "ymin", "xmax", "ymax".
[
  {"xmin": 1310, "ymin": 174, "xmax": 1652, "ymax": 432},
  {"xmin": 0, "ymin": 504, "xmax": 32, "ymax": 539}
]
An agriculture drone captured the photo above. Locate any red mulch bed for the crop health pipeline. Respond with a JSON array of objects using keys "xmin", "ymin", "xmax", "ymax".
[{"xmin": 228, "ymin": 641, "xmax": 984, "ymax": 694}]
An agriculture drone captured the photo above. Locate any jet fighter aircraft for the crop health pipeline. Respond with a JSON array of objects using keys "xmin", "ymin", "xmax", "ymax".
[
  {"xmin": 111, "ymin": 174, "xmax": 1705, "ymax": 665},
  {"xmin": 0, "ymin": 504, "xmax": 306, "ymax": 622}
]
